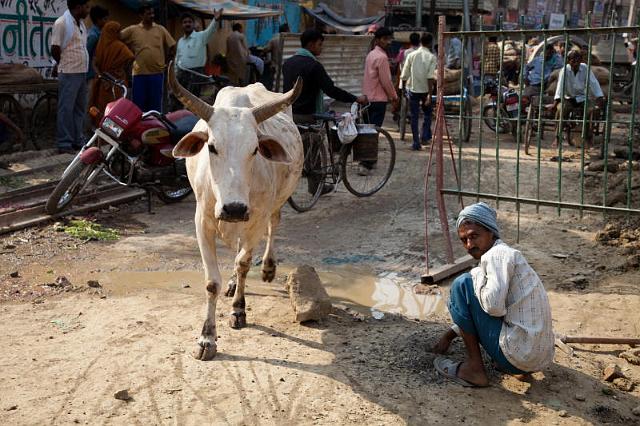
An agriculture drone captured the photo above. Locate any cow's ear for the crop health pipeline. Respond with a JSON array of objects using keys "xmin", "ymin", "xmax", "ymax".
[
  {"xmin": 257, "ymin": 137, "xmax": 291, "ymax": 164},
  {"xmin": 173, "ymin": 131, "xmax": 208, "ymax": 158}
]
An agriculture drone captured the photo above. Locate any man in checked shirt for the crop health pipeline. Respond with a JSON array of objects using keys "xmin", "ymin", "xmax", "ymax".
[{"xmin": 432, "ymin": 202, "xmax": 555, "ymax": 387}]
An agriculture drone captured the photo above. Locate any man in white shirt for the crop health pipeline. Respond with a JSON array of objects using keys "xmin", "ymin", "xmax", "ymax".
[
  {"xmin": 400, "ymin": 32, "xmax": 437, "ymax": 150},
  {"xmin": 433, "ymin": 202, "xmax": 554, "ymax": 387},
  {"xmin": 550, "ymin": 50, "xmax": 604, "ymax": 146},
  {"xmin": 174, "ymin": 9, "xmax": 222, "ymax": 102},
  {"xmin": 51, "ymin": 0, "xmax": 90, "ymax": 154}
]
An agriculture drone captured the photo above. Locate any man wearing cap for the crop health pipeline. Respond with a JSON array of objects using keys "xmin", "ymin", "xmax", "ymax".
[{"xmin": 432, "ymin": 202, "xmax": 554, "ymax": 387}]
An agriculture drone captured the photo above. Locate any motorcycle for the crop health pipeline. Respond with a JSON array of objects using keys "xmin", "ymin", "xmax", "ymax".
[
  {"xmin": 482, "ymin": 78, "xmax": 529, "ymax": 136},
  {"xmin": 45, "ymin": 73, "xmax": 198, "ymax": 214}
]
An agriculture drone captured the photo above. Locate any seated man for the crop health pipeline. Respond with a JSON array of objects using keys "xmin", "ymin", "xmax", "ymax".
[
  {"xmin": 523, "ymin": 44, "xmax": 563, "ymax": 101},
  {"xmin": 549, "ymin": 50, "xmax": 604, "ymax": 147},
  {"xmin": 433, "ymin": 202, "xmax": 554, "ymax": 387},
  {"xmin": 283, "ymin": 29, "xmax": 367, "ymax": 195}
]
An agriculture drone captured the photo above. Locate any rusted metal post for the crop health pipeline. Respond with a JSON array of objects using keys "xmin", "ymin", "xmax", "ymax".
[{"xmin": 434, "ymin": 15, "xmax": 455, "ymax": 264}]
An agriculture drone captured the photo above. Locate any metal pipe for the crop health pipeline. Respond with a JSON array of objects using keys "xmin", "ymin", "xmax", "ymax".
[
  {"xmin": 416, "ymin": 0, "xmax": 423, "ymax": 28},
  {"xmin": 443, "ymin": 25, "xmax": 640, "ymax": 36},
  {"xmin": 579, "ymin": 12, "xmax": 594, "ymax": 218},
  {"xmin": 440, "ymin": 190, "xmax": 640, "ymax": 214},
  {"xmin": 495, "ymin": 15, "xmax": 505, "ymax": 210},
  {"xmin": 515, "ymin": 15, "xmax": 527, "ymax": 241},
  {"xmin": 627, "ymin": 18, "xmax": 640, "ymax": 212},
  {"xmin": 476, "ymin": 16, "xmax": 485, "ymax": 202},
  {"xmin": 601, "ymin": 18, "xmax": 618, "ymax": 211}
]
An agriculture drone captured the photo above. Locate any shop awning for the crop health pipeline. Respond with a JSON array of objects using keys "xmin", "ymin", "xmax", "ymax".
[
  {"xmin": 119, "ymin": 0, "xmax": 282, "ymax": 19},
  {"xmin": 302, "ymin": 2, "xmax": 385, "ymax": 34}
]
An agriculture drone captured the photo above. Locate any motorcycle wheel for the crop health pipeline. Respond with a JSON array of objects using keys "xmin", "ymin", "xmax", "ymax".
[
  {"xmin": 482, "ymin": 104, "xmax": 512, "ymax": 134},
  {"xmin": 155, "ymin": 160, "xmax": 192, "ymax": 203},
  {"xmin": 45, "ymin": 160, "xmax": 99, "ymax": 215},
  {"xmin": 155, "ymin": 177, "xmax": 193, "ymax": 203}
]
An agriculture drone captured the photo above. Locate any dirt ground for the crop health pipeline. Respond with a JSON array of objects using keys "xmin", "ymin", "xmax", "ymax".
[{"xmin": 1, "ymin": 116, "xmax": 640, "ymax": 425}]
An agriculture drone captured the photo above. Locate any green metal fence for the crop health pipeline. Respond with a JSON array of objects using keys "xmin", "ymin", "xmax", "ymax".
[{"xmin": 438, "ymin": 14, "xmax": 640, "ymax": 240}]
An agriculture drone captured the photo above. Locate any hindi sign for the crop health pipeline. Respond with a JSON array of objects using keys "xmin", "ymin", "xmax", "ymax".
[
  {"xmin": 548, "ymin": 13, "xmax": 565, "ymax": 29},
  {"xmin": 0, "ymin": 0, "xmax": 65, "ymax": 77}
]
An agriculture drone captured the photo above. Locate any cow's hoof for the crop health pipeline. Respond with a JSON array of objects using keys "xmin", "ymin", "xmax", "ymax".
[
  {"xmin": 229, "ymin": 312, "xmax": 247, "ymax": 329},
  {"xmin": 225, "ymin": 282, "xmax": 236, "ymax": 297},
  {"xmin": 261, "ymin": 259, "xmax": 276, "ymax": 282},
  {"xmin": 261, "ymin": 267, "xmax": 276, "ymax": 282},
  {"xmin": 193, "ymin": 339, "xmax": 217, "ymax": 361}
]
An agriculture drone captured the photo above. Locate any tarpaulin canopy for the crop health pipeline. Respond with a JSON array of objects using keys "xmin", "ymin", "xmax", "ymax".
[
  {"xmin": 302, "ymin": 2, "xmax": 385, "ymax": 34},
  {"xmin": 119, "ymin": 0, "xmax": 282, "ymax": 19}
]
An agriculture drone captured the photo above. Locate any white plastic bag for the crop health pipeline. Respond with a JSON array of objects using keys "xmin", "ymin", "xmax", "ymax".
[{"xmin": 336, "ymin": 103, "xmax": 359, "ymax": 144}]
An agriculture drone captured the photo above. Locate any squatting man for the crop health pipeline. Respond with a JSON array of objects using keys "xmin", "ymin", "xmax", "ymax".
[{"xmin": 432, "ymin": 203, "xmax": 555, "ymax": 387}]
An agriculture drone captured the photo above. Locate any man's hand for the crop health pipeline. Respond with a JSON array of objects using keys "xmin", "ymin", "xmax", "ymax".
[
  {"xmin": 595, "ymin": 97, "xmax": 605, "ymax": 109},
  {"xmin": 423, "ymin": 94, "xmax": 432, "ymax": 108},
  {"xmin": 356, "ymin": 95, "xmax": 368, "ymax": 105},
  {"xmin": 213, "ymin": 8, "xmax": 223, "ymax": 21}
]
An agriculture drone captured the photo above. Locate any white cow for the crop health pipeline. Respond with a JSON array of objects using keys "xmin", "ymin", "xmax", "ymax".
[{"xmin": 169, "ymin": 64, "xmax": 303, "ymax": 360}]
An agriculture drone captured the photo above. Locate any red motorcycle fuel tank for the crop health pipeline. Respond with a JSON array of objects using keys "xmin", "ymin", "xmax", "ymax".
[{"xmin": 101, "ymin": 98, "xmax": 142, "ymax": 136}]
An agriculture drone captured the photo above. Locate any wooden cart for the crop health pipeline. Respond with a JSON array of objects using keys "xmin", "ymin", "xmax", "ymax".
[{"xmin": 0, "ymin": 80, "xmax": 58, "ymax": 152}]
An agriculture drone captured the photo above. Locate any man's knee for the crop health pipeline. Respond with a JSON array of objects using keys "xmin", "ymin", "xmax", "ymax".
[{"xmin": 451, "ymin": 272, "xmax": 473, "ymax": 293}]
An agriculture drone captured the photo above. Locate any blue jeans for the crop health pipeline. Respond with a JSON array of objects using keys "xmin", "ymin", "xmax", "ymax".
[
  {"xmin": 132, "ymin": 73, "xmax": 164, "ymax": 112},
  {"xmin": 365, "ymin": 101, "xmax": 387, "ymax": 127},
  {"xmin": 409, "ymin": 91, "xmax": 433, "ymax": 147},
  {"xmin": 448, "ymin": 273, "xmax": 526, "ymax": 375},
  {"xmin": 57, "ymin": 73, "xmax": 87, "ymax": 149}
]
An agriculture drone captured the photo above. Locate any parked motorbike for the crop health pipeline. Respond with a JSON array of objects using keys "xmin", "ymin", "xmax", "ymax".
[
  {"xmin": 482, "ymin": 78, "xmax": 528, "ymax": 136},
  {"xmin": 45, "ymin": 73, "xmax": 197, "ymax": 214}
]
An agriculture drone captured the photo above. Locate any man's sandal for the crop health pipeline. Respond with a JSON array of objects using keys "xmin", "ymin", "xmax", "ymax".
[{"xmin": 433, "ymin": 356, "xmax": 489, "ymax": 388}]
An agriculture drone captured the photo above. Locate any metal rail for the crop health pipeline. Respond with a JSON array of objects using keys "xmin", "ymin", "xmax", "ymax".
[
  {"xmin": 0, "ymin": 185, "xmax": 145, "ymax": 235},
  {"xmin": 427, "ymin": 14, "xmax": 640, "ymax": 258}
]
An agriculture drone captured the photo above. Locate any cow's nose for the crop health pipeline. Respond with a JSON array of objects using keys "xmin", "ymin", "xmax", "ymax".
[{"xmin": 221, "ymin": 202, "xmax": 249, "ymax": 222}]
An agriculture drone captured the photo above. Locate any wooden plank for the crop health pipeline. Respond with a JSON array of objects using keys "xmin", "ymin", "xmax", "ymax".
[
  {"xmin": 0, "ymin": 82, "xmax": 57, "ymax": 95},
  {"xmin": 561, "ymin": 336, "xmax": 640, "ymax": 345},
  {"xmin": 421, "ymin": 255, "xmax": 477, "ymax": 284}
]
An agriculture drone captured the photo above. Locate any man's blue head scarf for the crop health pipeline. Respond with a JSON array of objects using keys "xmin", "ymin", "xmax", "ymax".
[{"xmin": 456, "ymin": 202, "xmax": 500, "ymax": 238}]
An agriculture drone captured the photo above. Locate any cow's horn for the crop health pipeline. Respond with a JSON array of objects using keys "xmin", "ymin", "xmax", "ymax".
[
  {"xmin": 252, "ymin": 77, "xmax": 303, "ymax": 124},
  {"xmin": 168, "ymin": 61, "xmax": 214, "ymax": 121}
]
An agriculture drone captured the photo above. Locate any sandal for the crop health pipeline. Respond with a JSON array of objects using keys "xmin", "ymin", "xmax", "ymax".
[{"xmin": 433, "ymin": 356, "xmax": 488, "ymax": 388}]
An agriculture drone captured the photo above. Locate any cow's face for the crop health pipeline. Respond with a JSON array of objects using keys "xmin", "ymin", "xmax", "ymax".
[
  {"xmin": 173, "ymin": 108, "xmax": 291, "ymax": 222},
  {"xmin": 168, "ymin": 62, "xmax": 302, "ymax": 222}
]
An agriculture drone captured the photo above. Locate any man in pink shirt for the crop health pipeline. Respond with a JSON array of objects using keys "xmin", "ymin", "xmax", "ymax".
[{"xmin": 362, "ymin": 27, "xmax": 398, "ymax": 128}]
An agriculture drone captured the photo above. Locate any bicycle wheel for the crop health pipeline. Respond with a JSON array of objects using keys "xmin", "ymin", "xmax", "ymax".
[
  {"xmin": 288, "ymin": 132, "xmax": 328, "ymax": 212},
  {"xmin": 341, "ymin": 127, "xmax": 395, "ymax": 197},
  {"xmin": 0, "ymin": 94, "xmax": 25, "ymax": 152},
  {"xmin": 30, "ymin": 94, "xmax": 57, "ymax": 150}
]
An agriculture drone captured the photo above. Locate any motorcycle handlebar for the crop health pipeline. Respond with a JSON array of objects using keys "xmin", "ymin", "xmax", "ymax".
[{"xmin": 99, "ymin": 72, "xmax": 128, "ymax": 98}]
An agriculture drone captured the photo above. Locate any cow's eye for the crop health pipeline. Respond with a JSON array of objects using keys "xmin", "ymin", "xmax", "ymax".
[
  {"xmin": 208, "ymin": 144, "xmax": 218, "ymax": 155},
  {"xmin": 252, "ymin": 147, "xmax": 258, "ymax": 156}
]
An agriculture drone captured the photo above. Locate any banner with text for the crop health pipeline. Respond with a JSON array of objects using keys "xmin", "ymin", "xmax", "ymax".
[{"xmin": 0, "ymin": 0, "xmax": 65, "ymax": 77}]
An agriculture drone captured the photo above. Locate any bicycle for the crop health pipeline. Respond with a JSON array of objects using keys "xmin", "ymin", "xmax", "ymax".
[{"xmin": 288, "ymin": 104, "xmax": 396, "ymax": 212}]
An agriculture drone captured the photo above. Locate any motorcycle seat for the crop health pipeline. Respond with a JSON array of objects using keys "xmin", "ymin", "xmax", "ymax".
[{"xmin": 166, "ymin": 111, "xmax": 200, "ymax": 144}]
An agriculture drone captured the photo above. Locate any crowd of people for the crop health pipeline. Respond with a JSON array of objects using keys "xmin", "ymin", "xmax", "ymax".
[{"xmin": 50, "ymin": 0, "xmax": 275, "ymax": 154}]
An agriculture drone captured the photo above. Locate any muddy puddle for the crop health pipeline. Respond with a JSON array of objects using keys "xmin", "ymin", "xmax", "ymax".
[{"xmin": 96, "ymin": 265, "xmax": 446, "ymax": 321}]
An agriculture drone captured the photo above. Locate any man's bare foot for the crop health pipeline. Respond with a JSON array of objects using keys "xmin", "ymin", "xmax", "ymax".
[
  {"xmin": 457, "ymin": 360, "xmax": 489, "ymax": 387},
  {"xmin": 431, "ymin": 329, "xmax": 457, "ymax": 354}
]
